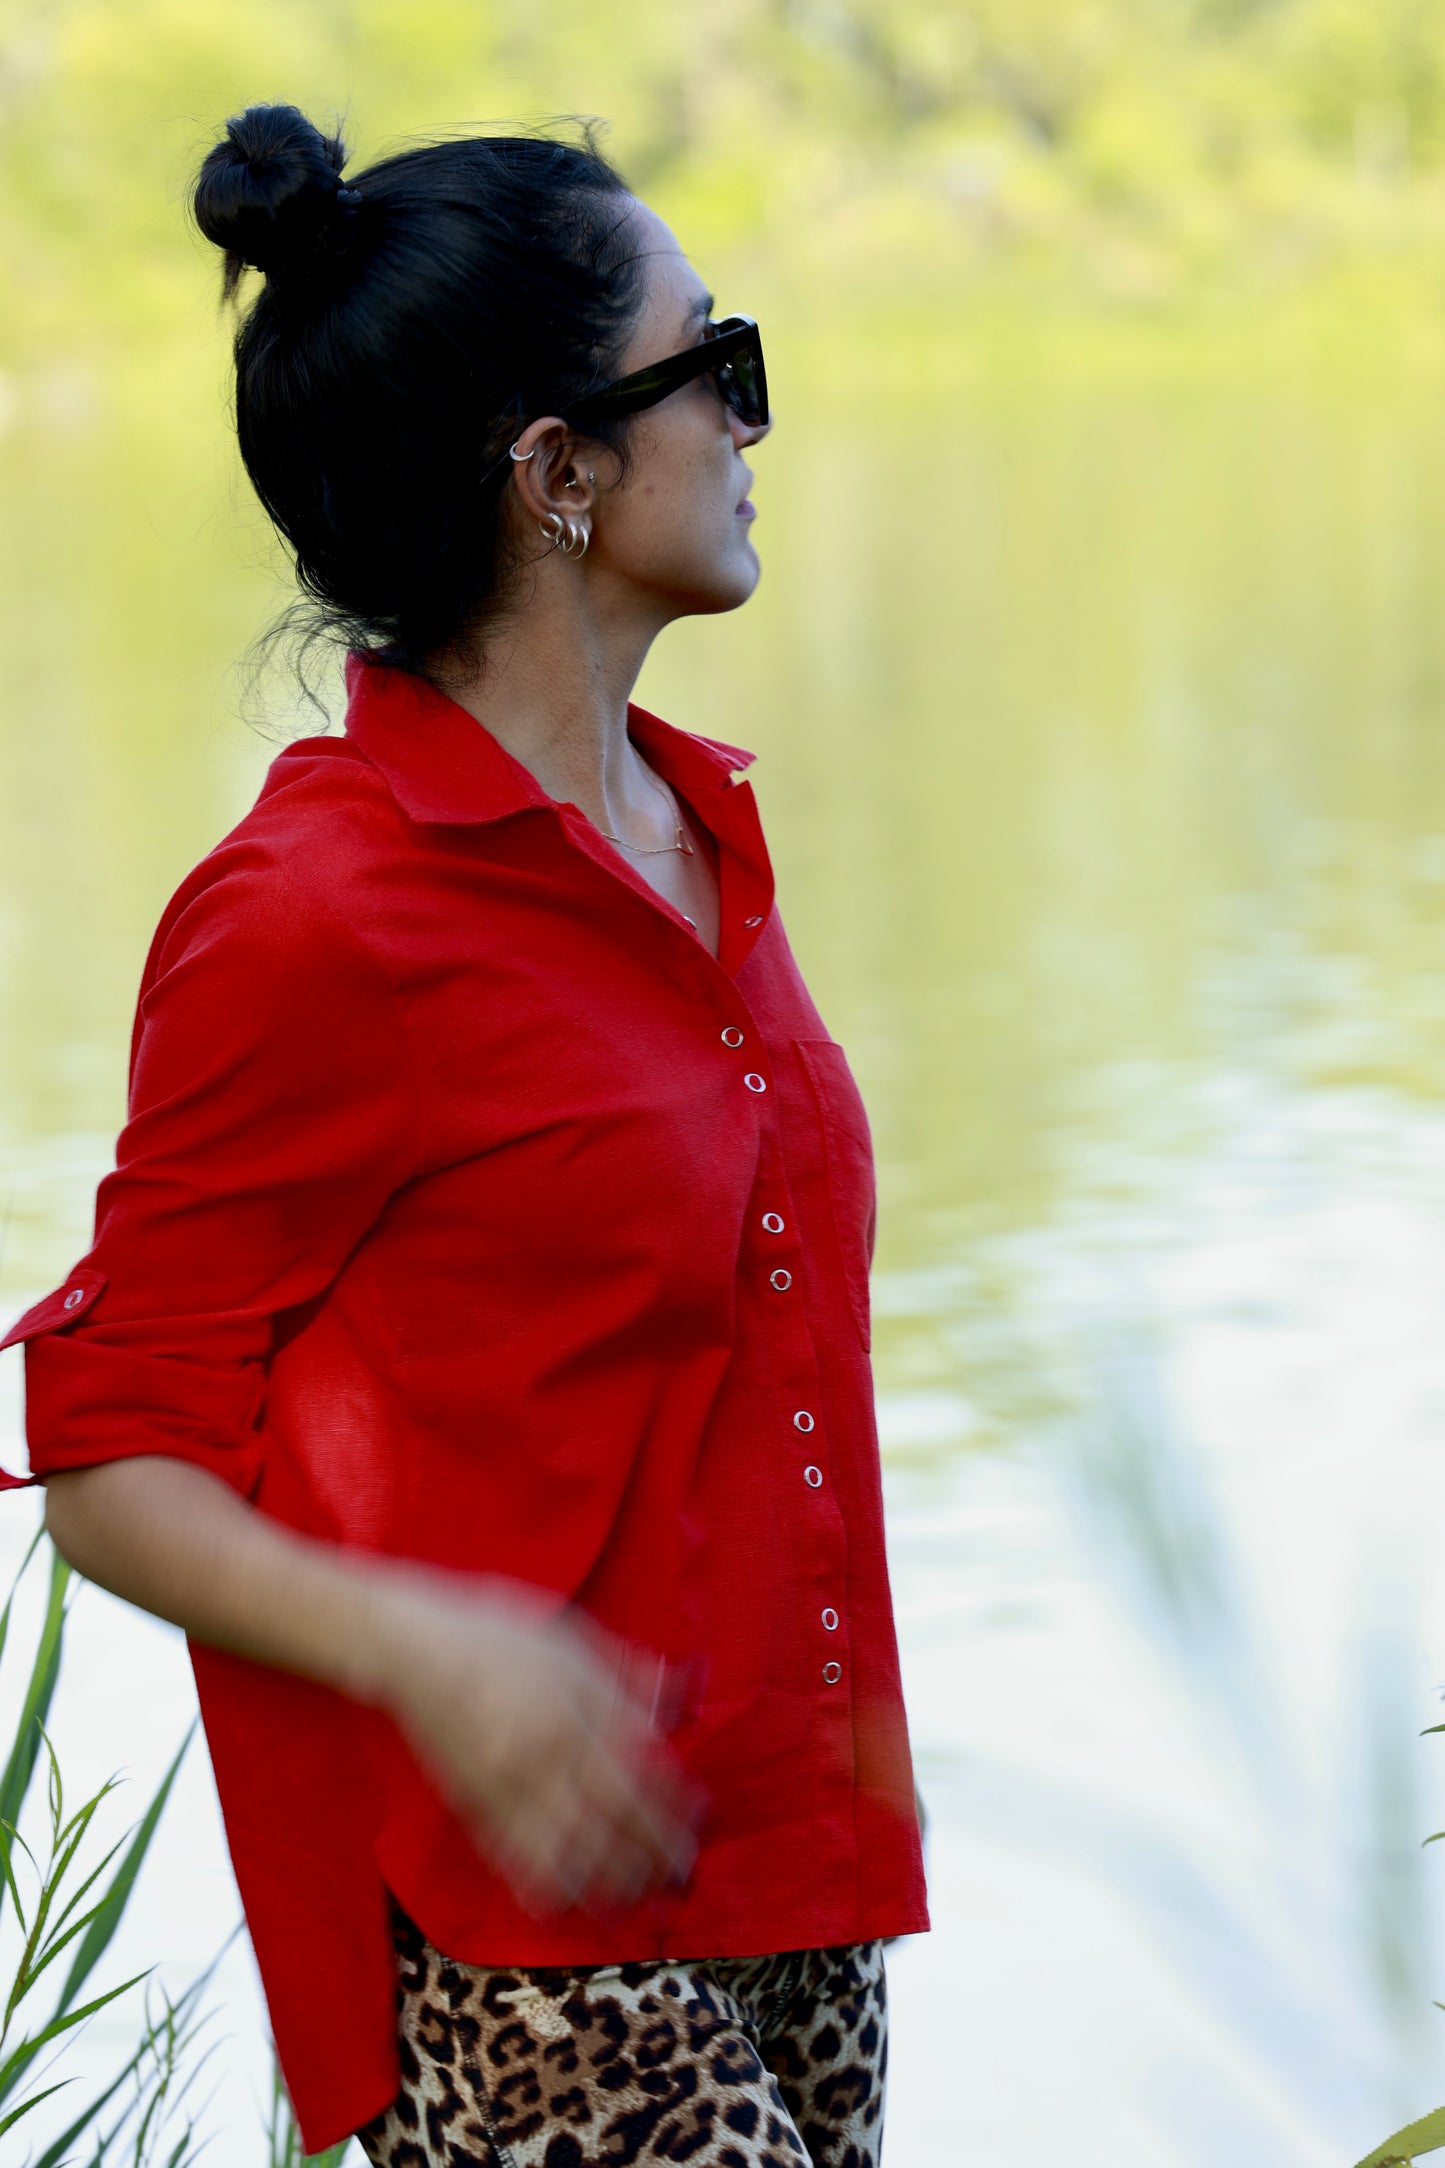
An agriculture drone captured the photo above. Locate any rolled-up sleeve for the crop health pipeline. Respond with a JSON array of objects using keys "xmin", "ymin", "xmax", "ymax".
[{"xmin": 3, "ymin": 845, "xmax": 416, "ymax": 1495}]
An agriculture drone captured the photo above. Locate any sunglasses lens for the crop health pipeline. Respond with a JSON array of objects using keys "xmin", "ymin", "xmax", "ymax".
[{"xmin": 713, "ymin": 337, "xmax": 763, "ymax": 426}]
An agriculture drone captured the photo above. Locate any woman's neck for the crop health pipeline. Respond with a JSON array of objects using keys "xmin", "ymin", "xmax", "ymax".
[
  {"xmin": 436, "ymin": 580, "xmax": 668, "ymax": 830},
  {"xmin": 433, "ymin": 575, "xmax": 722, "ymax": 956}
]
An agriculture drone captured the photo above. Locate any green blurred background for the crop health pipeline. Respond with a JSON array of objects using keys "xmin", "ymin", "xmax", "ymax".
[{"xmin": 11, "ymin": 4, "xmax": 1445, "ymax": 2161}]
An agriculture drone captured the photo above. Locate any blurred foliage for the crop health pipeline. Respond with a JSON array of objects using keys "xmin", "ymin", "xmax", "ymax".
[{"xmin": 7, "ymin": 0, "xmax": 1445, "ymax": 401}]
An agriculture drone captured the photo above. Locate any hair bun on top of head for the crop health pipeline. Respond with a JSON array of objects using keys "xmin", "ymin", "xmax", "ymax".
[{"xmin": 193, "ymin": 102, "xmax": 358, "ymax": 294}]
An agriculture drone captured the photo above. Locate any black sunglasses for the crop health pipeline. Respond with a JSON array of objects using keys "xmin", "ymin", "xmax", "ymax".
[{"xmin": 565, "ymin": 315, "xmax": 768, "ymax": 431}]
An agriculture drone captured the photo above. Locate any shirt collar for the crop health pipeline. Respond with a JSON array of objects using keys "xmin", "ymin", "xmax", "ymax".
[{"xmin": 343, "ymin": 652, "xmax": 756, "ymax": 828}]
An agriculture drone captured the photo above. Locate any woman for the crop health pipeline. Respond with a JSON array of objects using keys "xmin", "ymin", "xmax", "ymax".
[{"xmin": 2, "ymin": 107, "xmax": 927, "ymax": 2164}]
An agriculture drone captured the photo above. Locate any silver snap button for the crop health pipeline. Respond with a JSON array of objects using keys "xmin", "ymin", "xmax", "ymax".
[
  {"xmin": 62, "ymin": 1289, "xmax": 84, "ymax": 1311},
  {"xmin": 821, "ymin": 1607, "xmax": 839, "ymax": 1631},
  {"xmin": 793, "ymin": 1410, "xmax": 814, "ymax": 1433},
  {"xmin": 744, "ymin": 1073, "xmax": 767, "ymax": 1093},
  {"xmin": 744, "ymin": 914, "xmax": 763, "ymax": 928},
  {"xmin": 804, "ymin": 1465, "xmax": 823, "ymax": 1488},
  {"xmin": 770, "ymin": 1268, "xmax": 792, "ymax": 1292},
  {"xmin": 721, "ymin": 1026, "xmax": 744, "ymax": 1048},
  {"xmin": 761, "ymin": 1212, "xmax": 784, "ymax": 1234},
  {"xmin": 822, "ymin": 1661, "xmax": 843, "ymax": 1684}
]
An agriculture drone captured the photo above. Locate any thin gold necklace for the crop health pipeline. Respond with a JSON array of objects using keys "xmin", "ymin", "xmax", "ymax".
[{"xmin": 597, "ymin": 760, "xmax": 695, "ymax": 857}]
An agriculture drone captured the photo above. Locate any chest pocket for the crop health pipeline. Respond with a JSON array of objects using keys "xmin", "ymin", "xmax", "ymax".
[{"xmin": 796, "ymin": 1039, "xmax": 875, "ymax": 1352}]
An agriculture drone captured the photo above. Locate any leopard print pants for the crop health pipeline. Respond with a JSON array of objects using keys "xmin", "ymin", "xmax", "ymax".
[{"xmin": 355, "ymin": 1906, "xmax": 888, "ymax": 2167}]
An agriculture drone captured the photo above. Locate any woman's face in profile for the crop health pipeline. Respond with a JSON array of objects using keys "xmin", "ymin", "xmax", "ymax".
[{"xmin": 582, "ymin": 198, "xmax": 772, "ymax": 621}]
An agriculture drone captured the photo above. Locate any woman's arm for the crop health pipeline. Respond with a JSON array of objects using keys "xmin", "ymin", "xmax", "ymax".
[{"xmin": 46, "ymin": 1457, "xmax": 697, "ymax": 1913}]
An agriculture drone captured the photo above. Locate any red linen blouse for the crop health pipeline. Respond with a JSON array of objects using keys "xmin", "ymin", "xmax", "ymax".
[{"xmin": 1, "ymin": 656, "xmax": 928, "ymax": 2150}]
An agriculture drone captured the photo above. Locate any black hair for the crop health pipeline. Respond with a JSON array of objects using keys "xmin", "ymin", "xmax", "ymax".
[{"xmin": 192, "ymin": 105, "xmax": 644, "ymax": 676}]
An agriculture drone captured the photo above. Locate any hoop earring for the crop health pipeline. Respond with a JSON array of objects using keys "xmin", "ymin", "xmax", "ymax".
[
  {"xmin": 563, "ymin": 519, "xmax": 591, "ymax": 559},
  {"xmin": 510, "ymin": 442, "xmax": 536, "ymax": 462},
  {"xmin": 539, "ymin": 512, "xmax": 567, "ymax": 549}
]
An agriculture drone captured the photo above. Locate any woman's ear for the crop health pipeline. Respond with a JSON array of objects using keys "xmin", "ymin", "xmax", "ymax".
[{"xmin": 509, "ymin": 418, "xmax": 598, "ymax": 559}]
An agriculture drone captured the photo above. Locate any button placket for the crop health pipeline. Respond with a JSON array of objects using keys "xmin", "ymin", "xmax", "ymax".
[{"xmin": 749, "ymin": 1159, "xmax": 842, "ymax": 1672}]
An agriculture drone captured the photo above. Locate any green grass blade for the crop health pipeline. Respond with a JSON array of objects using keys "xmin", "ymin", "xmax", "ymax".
[
  {"xmin": 0, "ymin": 1817, "xmax": 31, "ymax": 1931},
  {"xmin": 41, "ymin": 1828, "xmax": 130, "ymax": 1952},
  {"xmin": 0, "ymin": 1549, "xmax": 70, "ymax": 1841},
  {"xmin": 51, "ymin": 1721, "xmax": 194, "ymax": 2020},
  {"xmin": 0, "ymin": 1529, "xmax": 44, "ymax": 1682},
  {"xmin": 47, "ymin": 1778, "xmax": 122, "ymax": 1905},
  {"xmin": 28, "ymin": 1954, "xmax": 223, "ymax": 2168},
  {"xmin": 10, "ymin": 1755, "xmax": 120, "ymax": 2016},
  {"xmin": 28, "ymin": 2046, "xmax": 149, "ymax": 2167},
  {"xmin": 19, "ymin": 1871, "xmax": 130, "ymax": 2009},
  {"xmin": 0, "ymin": 2076, "xmax": 70, "ymax": 2137},
  {"xmin": 1355, "ymin": 2103, "xmax": 1445, "ymax": 2164},
  {"xmin": 0, "ymin": 1969, "xmax": 150, "ymax": 2107}
]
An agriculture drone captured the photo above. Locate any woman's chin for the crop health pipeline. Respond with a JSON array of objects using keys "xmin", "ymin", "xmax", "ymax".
[
  {"xmin": 664, "ymin": 550, "xmax": 761, "ymax": 620},
  {"xmin": 716, "ymin": 537, "xmax": 762, "ymax": 610}
]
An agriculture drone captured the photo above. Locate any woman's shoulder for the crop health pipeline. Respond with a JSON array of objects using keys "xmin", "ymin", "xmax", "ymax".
[
  {"xmin": 251, "ymin": 730, "xmax": 409, "ymax": 864},
  {"xmin": 146, "ymin": 736, "xmax": 411, "ymax": 988}
]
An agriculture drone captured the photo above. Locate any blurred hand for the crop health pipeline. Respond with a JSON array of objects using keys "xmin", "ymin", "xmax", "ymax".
[
  {"xmin": 44, "ymin": 1459, "xmax": 701, "ymax": 1917},
  {"xmin": 368, "ymin": 1572, "xmax": 703, "ymax": 1916}
]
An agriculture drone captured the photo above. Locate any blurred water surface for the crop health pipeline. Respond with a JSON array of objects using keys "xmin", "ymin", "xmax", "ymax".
[{"xmin": 7, "ymin": 369, "xmax": 1445, "ymax": 2160}]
